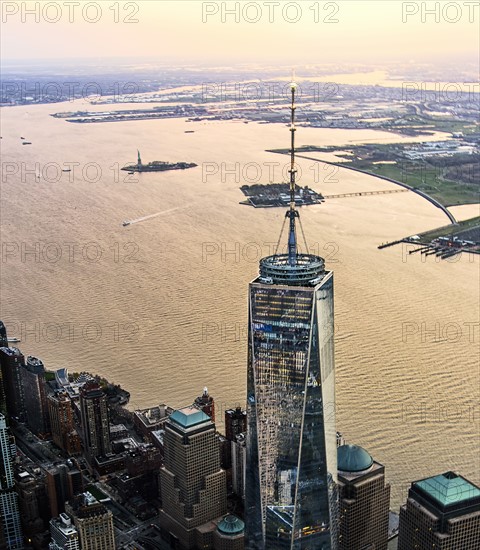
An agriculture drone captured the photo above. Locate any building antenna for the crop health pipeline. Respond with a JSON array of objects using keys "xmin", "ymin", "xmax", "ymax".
[{"xmin": 287, "ymin": 74, "xmax": 299, "ymax": 266}]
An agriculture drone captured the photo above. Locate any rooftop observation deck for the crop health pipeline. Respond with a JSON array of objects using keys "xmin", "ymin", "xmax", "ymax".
[{"xmin": 258, "ymin": 253, "xmax": 326, "ymax": 286}]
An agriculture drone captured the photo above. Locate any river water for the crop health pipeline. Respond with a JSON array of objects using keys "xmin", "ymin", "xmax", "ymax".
[{"xmin": 1, "ymin": 99, "xmax": 478, "ymax": 507}]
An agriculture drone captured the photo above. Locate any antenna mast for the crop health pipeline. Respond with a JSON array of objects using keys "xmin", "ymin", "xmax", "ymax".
[{"xmin": 287, "ymin": 76, "xmax": 299, "ymax": 266}]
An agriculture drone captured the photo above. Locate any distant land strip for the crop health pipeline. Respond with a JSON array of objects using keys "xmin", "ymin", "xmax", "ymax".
[{"xmin": 291, "ymin": 153, "xmax": 458, "ymax": 225}]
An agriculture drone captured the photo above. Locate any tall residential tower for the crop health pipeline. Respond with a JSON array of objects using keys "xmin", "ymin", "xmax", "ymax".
[
  {"xmin": 79, "ymin": 381, "xmax": 111, "ymax": 466},
  {"xmin": 0, "ymin": 347, "xmax": 25, "ymax": 421},
  {"xmin": 245, "ymin": 81, "xmax": 337, "ymax": 549},
  {"xmin": 0, "ymin": 413, "xmax": 23, "ymax": 549}
]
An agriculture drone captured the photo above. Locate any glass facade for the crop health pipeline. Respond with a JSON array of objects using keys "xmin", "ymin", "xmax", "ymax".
[{"xmin": 246, "ymin": 271, "xmax": 337, "ymax": 550}]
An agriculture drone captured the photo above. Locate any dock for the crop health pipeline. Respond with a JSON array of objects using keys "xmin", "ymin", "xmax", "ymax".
[{"xmin": 377, "ymin": 239, "xmax": 407, "ymax": 250}]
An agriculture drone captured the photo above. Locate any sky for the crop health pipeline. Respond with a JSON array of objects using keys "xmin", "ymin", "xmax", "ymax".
[{"xmin": 1, "ymin": 0, "xmax": 479, "ymax": 67}]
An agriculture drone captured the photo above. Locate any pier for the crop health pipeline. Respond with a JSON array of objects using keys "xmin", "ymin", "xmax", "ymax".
[{"xmin": 377, "ymin": 239, "xmax": 407, "ymax": 250}]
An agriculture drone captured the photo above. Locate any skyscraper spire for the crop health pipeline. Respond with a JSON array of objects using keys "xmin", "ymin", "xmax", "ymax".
[
  {"xmin": 287, "ymin": 78, "xmax": 299, "ymax": 266},
  {"xmin": 260, "ymin": 74, "xmax": 325, "ymax": 287}
]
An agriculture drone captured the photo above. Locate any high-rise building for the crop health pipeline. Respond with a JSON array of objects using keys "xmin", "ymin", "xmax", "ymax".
[
  {"xmin": 0, "ymin": 413, "xmax": 23, "ymax": 549},
  {"xmin": 133, "ymin": 403, "xmax": 172, "ymax": 444},
  {"xmin": 45, "ymin": 463, "xmax": 84, "ymax": 519},
  {"xmin": 398, "ymin": 471, "xmax": 480, "ymax": 549},
  {"xmin": 194, "ymin": 387, "xmax": 215, "ymax": 421},
  {"xmin": 0, "ymin": 517, "xmax": 7, "ymax": 549},
  {"xmin": 0, "ymin": 323, "xmax": 7, "ymax": 417},
  {"xmin": 0, "ymin": 370, "xmax": 5, "ymax": 421},
  {"xmin": 79, "ymin": 381, "xmax": 111, "ymax": 465},
  {"xmin": 224, "ymin": 408, "xmax": 247, "ymax": 496},
  {"xmin": 337, "ymin": 444, "xmax": 390, "ymax": 550},
  {"xmin": 0, "ymin": 322, "xmax": 7, "ymax": 348},
  {"xmin": 21, "ymin": 356, "xmax": 50, "ymax": 436},
  {"xmin": 15, "ymin": 467, "xmax": 49, "ymax": 541},
  {"xmin": 225, "ymin": 408, "xmax": 247, "ymax": 441},
  {"xmin": 158, "ymin": 407, "xmax": 227, "ymax": 549},
  {"xmin": 245, "ymin": 81, "xmax": 337, "ymax": 549},
  {"xmin": 48, "ymin": 391, "xmax": 81, "ymax": 456},
  {"xmin": 49, "ymin": 513, "xmax": 80, "ymax": 550},
  {"xmin": 66, "ymin": 492, "xmax": 115, "ymax": 550},
  {"xmin": 232, "ymin": 433, "xmax": 246, "ymax": 502},
  {"xmin": 0, "ymin": 348, "xmax": 25, "ymax": 421}
]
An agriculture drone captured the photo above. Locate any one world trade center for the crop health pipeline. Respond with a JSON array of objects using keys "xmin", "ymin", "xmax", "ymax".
[{"xmin": 245, "ymin": 80, "xmax": 338, "ymax": 550}]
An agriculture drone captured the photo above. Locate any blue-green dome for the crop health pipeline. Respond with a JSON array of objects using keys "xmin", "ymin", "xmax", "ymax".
[
  {"xmin": 338, "ymin": 444, "xmax": 373, "ymax": 473},
  {"xmin": 217, "ymin": 515, "xmax": 245, "ymax": 536}
]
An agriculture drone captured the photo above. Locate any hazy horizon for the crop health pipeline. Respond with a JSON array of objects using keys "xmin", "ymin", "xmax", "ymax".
[{"xmin": 2, "ymin": 1, "xmax": 479, "ymax": 68}]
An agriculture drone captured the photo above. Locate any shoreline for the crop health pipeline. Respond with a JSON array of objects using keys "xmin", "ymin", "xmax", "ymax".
[{"xmin": 292, "ymin": 153, "xmax": 458, "ymax": 225}]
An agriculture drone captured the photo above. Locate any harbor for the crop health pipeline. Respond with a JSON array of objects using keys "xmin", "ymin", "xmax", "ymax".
[{"xmin": 378, "ymin": 221, "xmax": 480, "ymax": 259}]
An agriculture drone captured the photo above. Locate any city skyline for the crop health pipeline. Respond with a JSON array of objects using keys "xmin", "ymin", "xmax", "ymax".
[
  {"xmin": 1, "ymin": 319, "xmax": 479, "ymax": 548},
  {"xmin": 0, "ymin": 1, "xmax": 478, "ymax": 547}
]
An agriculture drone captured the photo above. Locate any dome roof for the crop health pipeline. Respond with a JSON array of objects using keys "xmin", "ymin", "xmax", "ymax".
[
  {"xmin": 217, "ymin": 515, "xmax": 245, "ymax": 536},
  {"xmin": 338, "ymin": 444, "xmax": 373, "ymax": 473}
]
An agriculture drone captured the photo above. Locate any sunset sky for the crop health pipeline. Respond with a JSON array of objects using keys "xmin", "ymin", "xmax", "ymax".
[{"xmin": 1, "ymin": 0, "xmax": 479, "ymax": 66}]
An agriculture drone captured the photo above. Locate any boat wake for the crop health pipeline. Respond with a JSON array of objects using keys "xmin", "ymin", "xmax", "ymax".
[{"xmin": 123, "ymin": 205, "xmax": 190, "ymax": 226}]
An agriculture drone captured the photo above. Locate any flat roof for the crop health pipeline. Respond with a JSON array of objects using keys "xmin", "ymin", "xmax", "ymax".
[
  {"xmin": 0, "ymin": 347, "xmax": 23, "ymax": 356},
  {"xmin": 415, "ymin": 472, "xmax": 480, "ymax": 507}
]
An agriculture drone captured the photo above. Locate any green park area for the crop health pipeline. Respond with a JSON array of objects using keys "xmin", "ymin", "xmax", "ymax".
[{"xmin": 417, "ymin": 216, "xmax": 480, "ymax": 242}]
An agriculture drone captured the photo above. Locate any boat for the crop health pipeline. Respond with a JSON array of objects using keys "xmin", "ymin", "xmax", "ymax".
[
  {"xmin": 62, "ymin": 168, "xmax": 72, "ymax": 172},
  {"xmin": 22, "ymin": 141, "xmax": 32, "ymax": 145},
  {"xmin": 20, "ymin": 136, "xmax": 25, "ymax": 139},
  {"xmin": 122, "ymin": 221, "xmax": 130, "ymax": 227},
  {"xmin": 185, "ymin": 130, "xmax": 195, "ymax": 133},
  {"xmin": 7, "ymin": 337, "xmax": 21, "ymax": 343}
]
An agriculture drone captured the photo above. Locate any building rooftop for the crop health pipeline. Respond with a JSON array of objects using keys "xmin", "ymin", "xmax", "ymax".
[
  {"xmin": 55, "ymin": 367, "xmax": 69, "ymax": 387},
  {"xmin": 258, "ymin": 253, "xmax": 326, "ymax": 286},
  {"xmin": 0, "ymin": 346, "xmax": 23, "ymax": 356},
  {"xmin": 26, "ymin": 356, "xmax": 43, "ymax": 367},
  {"xmin": 170, "ymin": 407, "xmax": 210, "ymax": 428},
  {"xmin": 51, "ymin": 513, "xmax": 77, "ymax": 536},
  {"xmin": 217, "ymin": 515, "xmax": 245, "ymax": 536},
  {"xmin": 134, "ymin": 404, "xmax": 171, "ymax": 427},
  {"xmin": 415, "ymin": 472, "xmax": 480, "ymax": 508},
  {"xmin": 80, "ymin": 381, "xmax": 105, "ymax": 399},
  {"xmin": 338, "ymin": 444, "xmax": 373, "ymax": 473}
]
